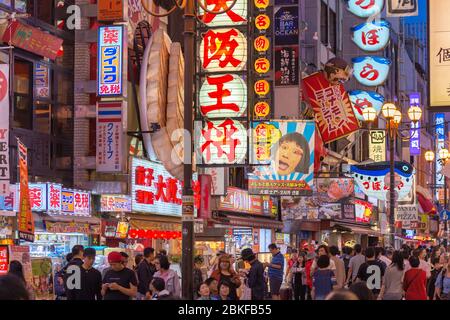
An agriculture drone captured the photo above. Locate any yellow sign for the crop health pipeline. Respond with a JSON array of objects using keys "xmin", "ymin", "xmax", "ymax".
[
  {"xmin": 254, "ymin": 79, "xmax": 270, "ymax": 96},
  {"xmin": 255, "ymin": 57, "xmax": 270, "ymax": 74},
  {"xmin": 254, "ymin": 35, "xmax": 270, "ymax": 52},
  {"xmin": 255, "ymin": 14, "xmax": 270, "ymax": 30},
  {"xmin": 254, "ymin": 101, "xmax": 270, "ymax": 118},
  {"xmin": 254, "ymin": 0, "xmax": 270, "ymax": 9}
]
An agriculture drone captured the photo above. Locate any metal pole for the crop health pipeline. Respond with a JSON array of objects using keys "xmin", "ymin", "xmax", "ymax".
[
  {"xmin": 389, "ymin": 120, "xmax": 396, "ymax": 247},
  {"xmin": 181, "ymin": 0, "xmax": 195, "ymax": 300},
  {"xmin": 445, "ymin": 174, "xmax": 448, "ymax": 247}
]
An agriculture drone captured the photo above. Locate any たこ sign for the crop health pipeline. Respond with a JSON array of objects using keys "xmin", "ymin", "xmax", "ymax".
[{"xmin": 97, "ymin": 25, "xmax": 123, "ymax": 96}]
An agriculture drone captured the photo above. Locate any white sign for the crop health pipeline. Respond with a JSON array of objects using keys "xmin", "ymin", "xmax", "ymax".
[
  {"xmin": 100, "ymin": 195, "xmax": 131, "ymax": 212},
  {"xmin": 396, "ymin": 205, "xmax": 418, "ymax": 228},
  {"xmin": 47, "ymin": 183, "xmax": 62, "ymax": 212},
  {"xmin": 73, "ymin": 190, "xmax": 91, "ymax": 216},
  {"xmin": 34, "ymin": 63, "xmax": 50, "ymax": 99},
  {"xmin": 369, "ymin": 130, "xmax": 386, "ymax": 162},
  {"xmin": 131, "ymin": 157, "xmax": 183, "ymax": 216},
  {"xmin": 204, "ymin": 167, "xmax": 227, "ymax": 196},
  {"xmin": 0, "ymin": 65, "xmax": 9, "ymax": 196},
  {"xmin": 429, "ymin": 1, "xmax": 450, "ymax": 107},
  {"xmin": 96, "ymin": 101, "xmax": 123, "ymax": 172},
  {"xmin": 387, "ymin": 0, "xmax": 419, "ymax": 17},
  {"xmin": 27, "ymin": 183, "xmax": 47, "ymax": 212}
]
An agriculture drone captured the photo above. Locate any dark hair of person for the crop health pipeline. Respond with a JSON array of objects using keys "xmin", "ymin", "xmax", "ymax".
[
  {"xmin": 317, "ymin": 255, "xmax": 330, "ymax": 269},
  {"xmin": 134, "ymin": 254, "xmax": 144, "ymax": 266},
  {"xmin": 329, "ymin": 246, "xmax": 340, "ymax": 256},
  {"xmin": 218, "ymin": 281, "xmax": 230, "ymax": 293},
  {"xmin": 431, "ymin": 257, "xmax": 440, "ymax": 266},
  {"xmin": 291, "ymin": 248, "xmax": 298, "ymax": 254},
  {"xmin": 0, "ymin": 275, "xmax": 29, "ymax": 300},
  {"xmin": 268, "ymin": 243, "xmax": 278, "ymax": 251},
  {"xmin": 375, "ymin": 247, "xmax": 382, "ymax": 258},
  {"xmin": 326, "ymin": 288, "xmax": 359, "ymax": 300},
  {"xmin": 120, "ymin": 252, "xmax": 129, "ymax": 258},
  {"xmin": 380, "ymin": 247, "xmax": 386, "ymax": 256},
  {"xmin": 151, "ymin": 277, "xmax": 166, "ymax": 292},
  {"xmin": 8, "ymin": 260, "xmax": 25, "ymax": 283},
  {"xmin": 71, "ymin": 245, "xmax": 84, "ymax": 256},
  {"xmin": 354, "ymin": 244, "xmax": 362, "ymax": 254},
  {"xmin": 144, "ymin": 247, "xmax": 155, "ymax": 258},
  {"xmin": 205, "ymin": 277, "xmax": 217, "ymax": 286},
  {"xmin": 390, "ymin": 251, "xmax": 404, "ymax": 271},
  {"xmin": 66, "ymin": 253, "xmax": 74, "ymax": 263},
  {"xmin": 400, "ymin": 249, "xmax": 409, "ymax": 261},
  {"xmin": 409, "ymin": 256, "xmax": 420, "ymax": 268},
  {"xmin": 83, "ymin": 248, "xmax": 96, "ymax": 259},
  {"xmin": 349, "ymin": 281, "xmax": 374, "ymax": 301},
  {"xmin": 318, "ymin": 245, "xmax": 329, "ymax": 255},
  {"xmin": 194, "ymin": 255, "xmax": 204, "ymax": 264},
  {"xmin": 274, "ymin": 132, "xmax": 310, "ymax": 174},
  {"xmin": 365, "ymin": 247, "xmax": 375, "ymax": 259},
  {"xmin": 156, "ymin": 254, "xmax": 171, "ymax": 270},
  {"xmin": 159, "ymin": 249, "xmax": 167, "ymax": 256},
  {"xmin": 197, "ymin": 281, "xmax": 209, "ymax": 294}
]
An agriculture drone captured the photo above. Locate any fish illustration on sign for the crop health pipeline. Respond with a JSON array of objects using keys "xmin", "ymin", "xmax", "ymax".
[
  {"xmin": 351, "ymin": 20, "xmax": 391, "ymax": 52},
  {"xmin": 352, "ymin": 56, "xmax": 391, "ymax": 87},
  {"xmin": 348, "ymin": 90, "xmax": 385, "ymax": 121}
]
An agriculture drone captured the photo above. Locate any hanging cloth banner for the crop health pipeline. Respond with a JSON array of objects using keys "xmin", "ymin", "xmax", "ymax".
[{"xmin": 17, "ymin": 139, "xmax": 35, "ymax": 242}]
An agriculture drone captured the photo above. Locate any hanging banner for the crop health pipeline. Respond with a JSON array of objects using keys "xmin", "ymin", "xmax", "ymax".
[
  {"xmin": 345, "ymin": 0, "xmax": 385, "ymax": 18},
  {"xmin": 436, "ymin": 113, "xmax": 445, "ymax": 188},
  {"xmin": 429, "ymin": 0, "xmax": 450, "ymax": 107},
  {"xmin": 369, "ymin": 130, "xmax": 386, "ymax": 162},
  {"xmin": 349, "ymin": 90, "xmax": 385, "ymax": 122},
  {"xmin": 386, "ymin": 0, "xmax": 418, "ymax": 17},
  {"xmin": 218, "ymin": 187, "xmax": 272, "ymax": 215},
  {"xmin": 97, "ymin": 25, "xmax": 124, "ymax": 96},
  {"xmin": 96, "ymin": 101, "xmax": 123, "ymax": 172},
  {"xmin": 47, "ymin": 183, "xmax": 62, "ymax": 213},
  {"xmin": 351, "ymin": 20, "xmax": 391, "ymax": 52},
  {"xmin": 197, "ymin": 174, "xmax": 212, "ymax": 220},
  {"xmin": 352, "ymin": 56, "xmax": 392, "ymax": 87},
  {"xmin": 0, "ymin": 245, "xmax": 7, "ymax": 275},
  {"xmin": 355, "ymin": 200, "xmax": 373, "ymax": 223},
  {"xmin": 274, "ymin": 46, "xmax": 299, "ymax": 86},
  {"xmin": 302, "ymin": 71, "xmax": 359, "ymax": 143},
  {"xmin": 409, "ymin": 92, "xmax": 421, "ymax": 155},
  {"xmin": 249, "ymin": 121, "xmax": 315, "ymax": 196},
  {"xmin": 17, "ymin": 140, "xmax": 34, "ymax": 242},
  {"xmin": 34, "ymin": 63, "xmax": 50, "ymax": 99},
  {"xmin": 0, "ymin": 65, "xmax": 9, "ymax": 196},
  {"xmin": 351, "ymin": 161, "xmax": 415, "ymax": 202},
  {"xmin": 203, "ymin": 167, "xmax": 227, "ymax": 196}
]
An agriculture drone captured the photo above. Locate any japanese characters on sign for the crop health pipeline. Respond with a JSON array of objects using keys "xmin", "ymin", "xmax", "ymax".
[
  {"xmin": 429, "ymin": 1, "xmax": 450, "ymax": 107},
  {"xmin": 100, "ymin": 195, "xmax": 132, "ymax": 212},
  {"xmin": 0, "ymin": 245, "xmax": 7, "ymax": 275},
  {"xmin": 2, "ymin": 21, "xmax": 63, "ymax": 60},
  {"xmin": 355, "ymin": 200, "xmax": 373, "ymax": 223},
  {"xmin": 97, "ymin": 25, "xmax": 124, "ymax": 96},
  {"xmin": 274, "ymin": 46, "xmax": 298, "ymax": 86},
  {"xmin": 273, "ymin": 6, "xmax": 299, "ymax": 46},
  {"xmin": 198, "ymin": 0, "xmax": 248, "ymax": 27},
  {"xmin": 345, "ymin": 0, "xmax": 385, "ymax": 18},
  {"xmin": 27, "ymin": 184, "xmax": 47, "ymax": 212},
  {"xmin": 34, "ymin": 63, "xmax": 50, "ymax": 99},
  {"xmin": 352, "ymin": 56, "xmax": 392, "ymax": 87},
  {"xmin": 409, "ymin": 92, "xmax": 421, "ymax": 156},
  {"xmin": 369, "ymin": 130, "xmax": 386, "ymax": 162},
  {"xmin": 0, "ymin": 65, "xmax": 9, "ymax": 196},
  {"xmin": 302, "ymin": 72, "xmax": 359, "ymax": 143},
  {"xmin": 131, "ymin": 157, "xmax": 183, "ymax": 216},
  {"xmin": 47, "ymin": 183, "xmax": 62, "ymax": 212},
  {"xmin": 351, "ymin": 161, "xmax": 415, "ymax": 202},
  {"xmin": 61, "ymin": 189, "xmax": 91, "ymax": 216},
  {"xmin": 435, "ymin": 113, "xmax": 445, "ymax": 188},
  {"xmin": 249, "ymin": 121, "xmax": 315, "ymax": 196},
  {"xmin": 96, "ymin": 102, "xmax": 123, "ymax": 172},
  {"xmin": 351, "ymin": 20, "xmax": 391, "ymax": 52},
  {"xmin": 386, "ymin": 0, "xmax": 418, "ymax": 17},
  {"xmin": 218, "ymin": 187, "xmax": 272, "ymax": 215},
  {"xmin": 349, "ymin": 90, "xmax": 385, "ymax": 122},
  {"xmin": 17, "ymin": 139, "xmax": 34, "ymax": 242}
]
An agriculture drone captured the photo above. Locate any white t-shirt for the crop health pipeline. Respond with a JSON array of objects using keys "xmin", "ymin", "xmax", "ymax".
[{"xmin": 379, "ymin": 255, "xmax": 392, "ymax": 267}]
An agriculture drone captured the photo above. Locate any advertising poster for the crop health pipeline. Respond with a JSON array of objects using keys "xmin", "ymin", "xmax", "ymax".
[
  {"xmin": 17, "ymin": 140, "xmax": 34, "ymax": 242},
  {"xmin": 274, "ymin": 6, "xmax": 299, "ymax": 45},
  {"xmin": 274, "ymin": 46, "xmax": 298, "ymax": 86},
  {"xmin": 0, "ymin": 65, "xmax": 9, "ymax": 196},
  {"xmin": 31, "ymin": 258, "xmax": 54, "ymax": 300},
  {"xmin": 8, "ymin": 245, "xmax": 32, "ymax": 284},
  {"xmin": 281, "ymin": 178, "xmax": 355, "ymax": 221},
  {"xmin": 302, "ymin": 72, "xmax": 359, "ymax": 143},
  {"xmin": 248, "ymin": 121, "xmax": 315, "ymax": 196}
]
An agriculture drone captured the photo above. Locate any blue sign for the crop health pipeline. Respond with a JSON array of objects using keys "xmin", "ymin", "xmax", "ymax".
[
  {"xmin": 409, "ymin": 92, "xmax": 421, "ymax": 156},
  {"xmin": 97, "ymin": 25, "xmax": 123, "ymax": 96},
  {"xmin": 274, "ymin": 6, "xmax": 299, "ymax": 46},
  {"xmin": 440, "ymin": 210, "xmax": 449, "ymax": 221},
  {"xmin": 436, "ymin": 113, "xmax": 445, "ymax": 189}
]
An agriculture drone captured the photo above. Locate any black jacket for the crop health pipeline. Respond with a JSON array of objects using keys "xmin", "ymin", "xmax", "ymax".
[
  {"xmin": 63, "ymin": 258, "xmax": 84, "ymax": 300},
  {"xmin": 136, "ymin": 259, "xmax": 156, "ymax": 295},
  {"xmin": 247, "ymin": 260, "xmax": 265, "ymax": 300}
]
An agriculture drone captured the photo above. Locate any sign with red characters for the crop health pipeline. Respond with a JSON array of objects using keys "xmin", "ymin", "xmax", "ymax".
[{"xmin": 0, "ymin": 245, "xmax": 8, "ymax": 275}]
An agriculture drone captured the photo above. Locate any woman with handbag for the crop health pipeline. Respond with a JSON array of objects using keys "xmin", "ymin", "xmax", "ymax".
[
  {"xmin": 378, "ymin": 251, "xmax": 405, "ymax": 300},
  {"xmin": 403, "ymin": 256, "xmax": 427, "ymax": 300}
]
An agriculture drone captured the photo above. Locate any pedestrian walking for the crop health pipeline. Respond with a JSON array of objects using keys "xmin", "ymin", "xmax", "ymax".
[
  {"xmin": 63, "ymin": 245, "xmax": 84, "ymax": 299},
  {"xmin": 194, "ymin": 255, "xmax": 205, "ymax": 299},
  {"xmin": 356, "ymin": 247, "xmax": 385, "ymax": 298},
  {"xmin": 403, "ymin": 256, "xmax": 427, "ymax": 300},
  {"xmin": 311, "ymin": 255, "xmax": 336, "ymax": 300},
  {"xmin": 265, "ymin": 243, "xmax": 284, "ymax": 300},
  {"xmin": 346, "ymin": 244, "xmax": 365, "ymax": 286},
  {"xmin": 136, "ymin": 247, "xmax": 156, "ymax": 300},
  {"xmin": 290, "ymin": 252, "xmax": 307, "ymax": 300},
  {"xmin": 102, "ymin": 251, "xmax": 138, "ymax": 300},
  {"xmin": 153, "ymin": 254, "xmax": 181, "ymax": 298},
  {"xmin": 304, "ymin": 252, "xmax": 315, "ymax": 300},
  {"xmin": 434, "ymin": 255, "xmax": 450, "ymax": 300},
  {"xmin": 8, "ymin": 260, "xmax": 35, "ymax": 300},
  {"xmin": 218, "ymin": 282, "xmax": 232, "ymax": 301},
  {"xmin": 211, "ymin": 254, "xmax": 241, "ymax": 300},
  {"xmin": 67, "ymin": 248, "xmax": 102, "ymax": 300},
  {"xmin": 240, "ymin": 248, "xmax": 265, "ymax": 300},
  {"xmin": 196, "ymin": 281, "xmax": 218, "ymax": 300},
  {"xmin": 378, "ymin": 251, "xmax": 405, "ymax": 300},
  {"xmin": 329, "ymin": 246, "xmax": 345, "ymax": 289},
  {"xmin": 205, "ymin": 277, "xmax": 219, "ymax": 297},
  {"xmin": 349, "ymin": 281, "xmax": 374, "ymax": 300},
  {"xmin": 428, "ymin": 257, "xmax": 443, "ymax": 300},
  {"xmin": 0, "ymin": 274, "xmax": 30, "ymax": 300},
  {"xmin": 310, "ymin": 245, "xmax": 336, "ymax": 277}
]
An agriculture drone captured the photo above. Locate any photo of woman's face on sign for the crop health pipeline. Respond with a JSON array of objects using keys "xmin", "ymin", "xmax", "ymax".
[{"xmin": 273, "ymin": 132, "xmax": 310, "ymax": 176}]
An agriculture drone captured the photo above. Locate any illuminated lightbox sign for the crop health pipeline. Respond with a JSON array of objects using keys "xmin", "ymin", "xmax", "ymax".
[
  {"xmin": 100, "ymin": 195, "xmax": 132, "ymax": 212},
  {"xmin": 61, "ymin": 189, "xmax": 91, "ymax": 216},
  {"xmin": 195, "ymin": 119, "xmax": 247, "ymax": 165},
  {"xmin": 349, "ymin": 90, "xmax": 384, "ymax": 122},
  {"xmin": 351, "ymin": 161, "xmax": 415, "ymax": 202},
  {"xmin": 27, "ymin": 183, "xmax": 47, "ymax": 212},
  {"xmin": 355, "ymin": 200, "xmax": 373, "ymax": 223},
  {"xmin": 409, "ymin": 92, "xmax": 421, "ymax": 156},
  {"xmin": 345, "ymin": 0, "xmax": 385, "ymax": 18},
  {"xmin": 97, "ymin": 25, "xmax": 123, "ymax": 96},
  {"xmin": 198, "ymin": 0, "xmax": 247, "ymax": 27},
  {"xmin": 351, "ymin": 20, "xmax": 391, "ymax": 52},
  {"xmin": 352, "ymin": 56, "xmax": 391, "ymax": 87},
  {"xmin": 199, "ymin": 74, "xmax": 247, "ymax": 118},
  {"xmin": 200, "ymin": 28, "xmax": 247, "ymax": 73},
  {"xmin": 131, "ymin": 157, "xmax": 183, "ymax": 216}
]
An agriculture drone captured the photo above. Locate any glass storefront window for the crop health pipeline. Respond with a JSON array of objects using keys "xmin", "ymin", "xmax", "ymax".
[
  {"xmin": 14, "ymin": 58, "xmax": 33, "ymax": 129},
  {"xmin": 55, "ymin": 104, "xmax": 72, "ymax": 137},
  {"xmin": 34, "ymin": 103, "xmax": 51, "ymax": 134}
]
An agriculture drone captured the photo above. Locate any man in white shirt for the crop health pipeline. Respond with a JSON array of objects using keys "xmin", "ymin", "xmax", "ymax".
[
  {"xmin": 378, "ymin": 247, "xmax": 393, "ymax": 267},
  {"xmin": 346, "ymin": 244, "xmax": 365, "ymax": 285},
  {"xmin": 310, "ymin": 245, "xmax": 336, "ymax": 277}
]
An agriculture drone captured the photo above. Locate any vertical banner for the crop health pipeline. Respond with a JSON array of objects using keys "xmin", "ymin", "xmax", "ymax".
[
  {"xmin": 96, "ymin": 101, "xmax": 123, "ymax": 172},
  {"xmin": 369, "ymin": 130, "xmax": 386, "ymax": 162},
  {"xmin": 0, "ymin": 65, "xmax": 9, "ymax": 196},
  {"xmin": 97, "ymin": 25, "xmax": 124, "ymax": 96},
  {"xmin": 198, "ymin": 174, "xmax": 212, "ymax": 220},
  {"xmin": 34, "ymin": 63, "xmax": 50, "ymax": 99},
  {"xmin": 436, "ymin": 113, "xmax": 445, "ymax": 192},
  {"xmin": 0, "ymin": 245, "xmax": 8, "ymax": 275},
  {"xmin": 17, "ymin": 139, "xmax": 35, "ymax": 242},
  {"xmin": 409, "ymin": 92, "xmax": 421, "ymax": 155}
]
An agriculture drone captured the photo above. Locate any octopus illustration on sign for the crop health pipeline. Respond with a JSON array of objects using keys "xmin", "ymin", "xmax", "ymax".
[
  {"xmin": 348, "ymin": 90, "xmax": 385, "ymax": 122},
  {"xmin": 351, "ymin": 161, "xmax": 415, "ymax": 202},
  {"xmin": 352, "ymin": 56, "xmax": 391, "ymax": 87},
  {"xmin": 351, "ymin": 20, "xmax": 391, "ymax": 52}
]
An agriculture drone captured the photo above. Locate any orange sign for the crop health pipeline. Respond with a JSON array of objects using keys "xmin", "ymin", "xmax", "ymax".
[
  {"xmin": 255, "ymin": 57, "xmax": 270, "ymax": 74},
  {"xmin": 17, "ymin": 141, "xmax": 34, "ymax": 242},
  {"xmin": 254, "ymin": 102, "xmax": 270, "ymax": 117},
  {"xmin": 254, "ymin": 35, "xmax": 270, "ymax": 52},
  {"xmin": 254, "ymin": 0, "xmax": 270, "ymax": 9},
  {"xmin": 255, "ymin": 14, "xmax": 270, "ymax": 30},
  {"xmin": 98, "ymin": 0, "xmax": 124, "ymax": 21},
  {"xmin": 254, "ymin": 79, "xmax": 270, "ymax": 96}
]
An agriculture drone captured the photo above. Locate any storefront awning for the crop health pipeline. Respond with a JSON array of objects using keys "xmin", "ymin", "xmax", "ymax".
[
  {"xmin": 331, "ymin": 221, "xmax": 381, "ymax": 237},
  {"xmin": 218, "ymin": 215, "xmax": 283, "ymax": 230},
  {"xmin": 40, "ymin": 213, "xmax": 101, "ymax": 225}
]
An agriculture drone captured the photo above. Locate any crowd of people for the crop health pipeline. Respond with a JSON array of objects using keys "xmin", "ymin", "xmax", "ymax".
[{"xmin": 0, "ymin": 242, "xmax": 449, "ymax": 301}]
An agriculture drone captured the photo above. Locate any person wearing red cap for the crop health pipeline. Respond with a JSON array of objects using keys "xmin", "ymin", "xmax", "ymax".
[{"xmin": 101, "ymin": 252, "xmax": 138, "ymax": 300}]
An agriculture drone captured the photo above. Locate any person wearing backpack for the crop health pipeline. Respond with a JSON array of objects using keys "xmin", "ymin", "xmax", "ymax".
[
  {"xmin": 434, "ymin": 255, "xmax": 450, "ymax": 300},
  {"xmin": 312, "ymin": 255, "xmax": 336, "ymax": 300}
]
